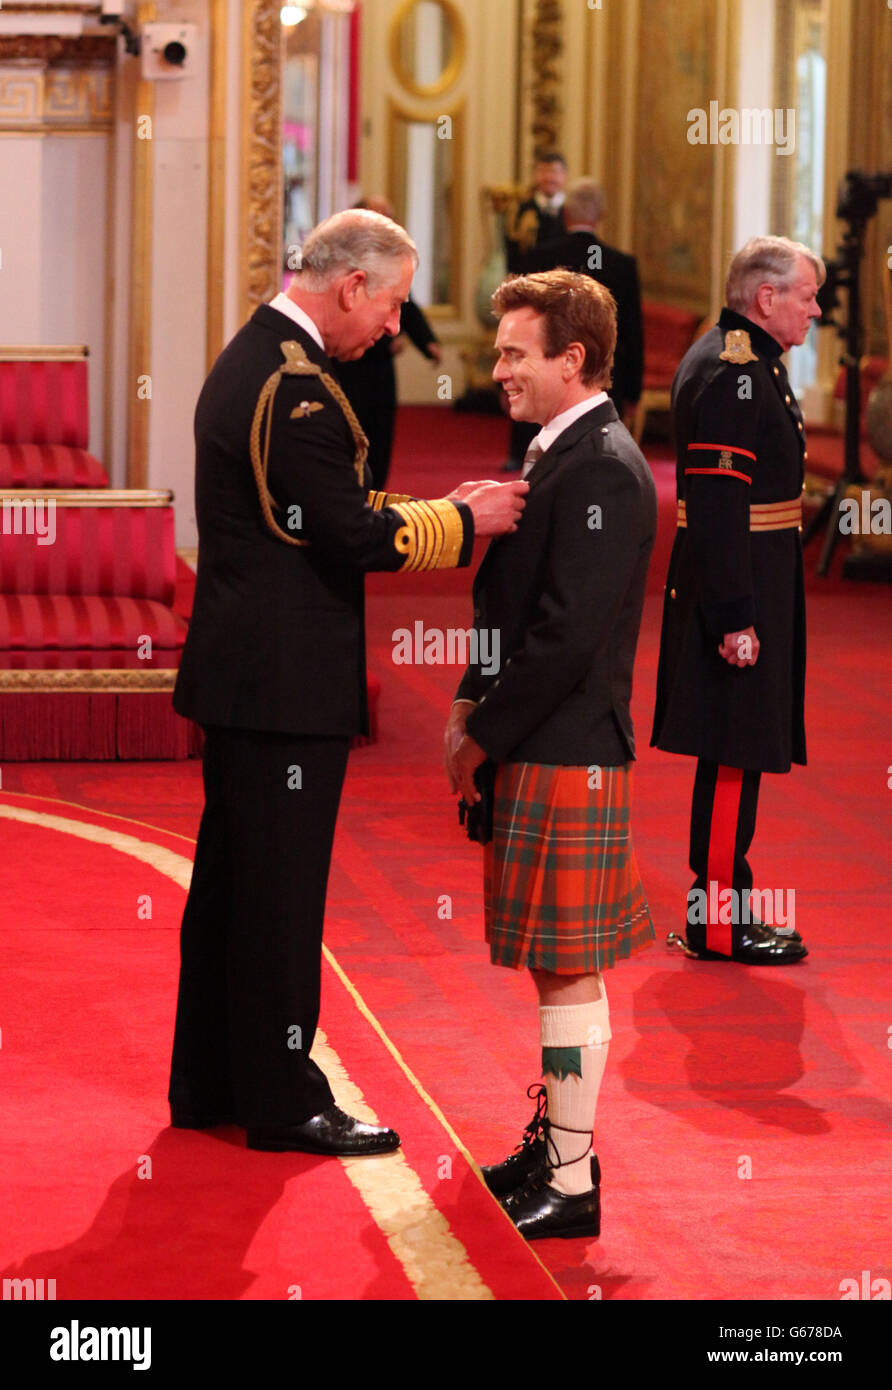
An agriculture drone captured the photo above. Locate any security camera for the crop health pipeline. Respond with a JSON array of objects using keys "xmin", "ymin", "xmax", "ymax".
[{"xmin": 141, "ymin": 22, "xmax": 197, "ymax": 80}]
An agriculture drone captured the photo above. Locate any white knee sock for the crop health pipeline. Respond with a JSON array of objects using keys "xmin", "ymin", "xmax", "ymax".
[{"xmin": 538, "ymin": 983, "xmax": 611, "ymax": 1195}]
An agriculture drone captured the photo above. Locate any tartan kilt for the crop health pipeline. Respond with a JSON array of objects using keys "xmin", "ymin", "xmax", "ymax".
[{"xmin": 483, "ymin": 761, "xmax": 654, "ymax": 973}]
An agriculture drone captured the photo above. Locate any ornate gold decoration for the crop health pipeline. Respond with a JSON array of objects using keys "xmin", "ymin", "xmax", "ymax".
[
  {"xmin": 0, "ymin": 3, "xmax": 101, "ymax": 11},
  {"xmin": 720, "ymin": 329, "xmax": 758, "ymax": 364},
  {"xmin": 389, "ymin": 0, "xmax": 465, "ymax": 100},
  {"xmin": 530, "ymin": 0, "xmax": 563, "ymax": 156},
  {"xmin": 241, "ymin": 0, "xmax": 282, "ymax": 319},
  {"xmin": 0, "ymin": 345, "xmax": 87, "ymax": 361},
  {"xmin": 0, "ymin": 669, "xmax": 177, "ymax": 692},
  {"xmin": 127, "ymin": 0, "xmax": 156, "ymax": 489},
  {"xmin": 0, "ymin": 489, "xmax": 172, "ymax": 507},
  {"xmin": 44, "ymin": 67, "xmax": 113, "ymax": 123},
  {"xmin": 206, "ymin": 0, "xmax": 227, "ymax": 369},
  {"xmin": 0, "ymin": 73, "xmax": 42, "ymax": 124},
  {"xmin": 0, "ymin": 35, "xmax": 114, "ymax": 65}
]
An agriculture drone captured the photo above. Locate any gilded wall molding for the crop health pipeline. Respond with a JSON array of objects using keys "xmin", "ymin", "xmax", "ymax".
[
  {"xmin": 240, "ymin": 0, "xmax": 282, "ymax": 320},
  {"xmin": 0, "ymin": 36, "xmax": 114, "ymax": 65},
  {"xmin": 529, "ymin": 0, "xmax": 562, "ymax": 157},
  {"xmin": 206, "ymin": 0, "xmax": 227, "ymax": 369}
]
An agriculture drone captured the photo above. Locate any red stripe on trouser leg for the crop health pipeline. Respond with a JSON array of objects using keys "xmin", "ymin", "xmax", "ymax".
[{"xmin": 706, "ymin": 766, "xmax": 744, "ymax": 956}]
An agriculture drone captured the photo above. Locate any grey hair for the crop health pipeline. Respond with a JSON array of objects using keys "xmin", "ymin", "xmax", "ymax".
[
  {"xmin": 296, "ymin": 209, "xmax": 418, "ymax": 292},
  {"xmin": 564, "ymin": 178, "xmax": 606, "ymax": 228},
  {"xmin": 725, "ymin": 235, "xmax": 825, "ymax": 313}
]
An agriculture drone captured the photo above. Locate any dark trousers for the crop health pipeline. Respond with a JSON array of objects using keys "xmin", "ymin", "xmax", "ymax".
[
  {"xmin": 168, "ymin": 726, "xmax": 350, "ymax": 1127},
  {"xmin": 688, "ymin": 758, "xmax": 761, "ymax": 955}
]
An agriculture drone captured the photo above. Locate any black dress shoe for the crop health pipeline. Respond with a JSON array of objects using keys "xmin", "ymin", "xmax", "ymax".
[
  {"xmin": 246, "ymin": 1104, "xmax": 400, "ymax": 1155},
  {"xmin": 482, "ymin": 1104, "xmax": 599, "ymax": 1197},
  {"xmin": 670, "ymin": 921, "xmax": 808, "ymax": 964},
  {"xmin": 502, "ymin": 1164, "xmax": 601, "ymax": 1241}
]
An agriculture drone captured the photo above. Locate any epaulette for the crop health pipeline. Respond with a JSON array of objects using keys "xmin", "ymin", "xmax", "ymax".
[{"xmin": 719, "ymin": 329, "xmax": 759, "ymax": 365}]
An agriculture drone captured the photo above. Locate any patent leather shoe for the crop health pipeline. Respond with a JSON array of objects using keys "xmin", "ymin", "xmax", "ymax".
[
  {"xmin": 246, "ymin": 1104, "xmax": 400, "ymax": 1155},
  {"xmin": 477, "ymin": 1084, "xmax": 597, "ymax": 1195},
  {"xmin": 502, "ymin": 1163, "xmax": 601, "ymax": 1241},
  {"xmin": 671, "ymin": 921, "xmax": 807, "ymax": 964}
]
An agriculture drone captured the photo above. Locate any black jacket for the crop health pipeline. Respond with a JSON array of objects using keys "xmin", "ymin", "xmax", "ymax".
[
  {"xmin": 174, "ymin": 306, "xmax": 472, "ymax": 737},
  {"xmin": 455, "ymin": 400, "xmax": 656, "ymax": 766},
  {"xmin": 651, "ymin": 307, "xmax": 807, "ymax": 773},
  {"xmin": 519, "ymin": 230, "xmax": 644, "ymax": 411}
]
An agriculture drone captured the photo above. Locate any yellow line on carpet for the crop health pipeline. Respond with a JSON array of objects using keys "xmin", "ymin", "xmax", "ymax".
[
  {"xmin": 323, "ymin": 945, "xmax": 567, "ymax": 1298},
  {"xmin": 0, "ymin": 800, "xmax": 500, "ymax": 1300},
  {"xmin": 0, "ymin": 791, "xmax": 198, "ymax": 843}
]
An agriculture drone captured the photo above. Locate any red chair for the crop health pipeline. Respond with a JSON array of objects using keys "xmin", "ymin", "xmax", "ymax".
[
  {"xmin": 0, "ymin": 346, "xmax": 109, "ymax": 488},
  {"xmin": 631, "ymin": 303, "xmax": 705, "ymax": 444},
  {"xmin": 0, "ymin": 489, "xmax": 191, "ymax": 758}
]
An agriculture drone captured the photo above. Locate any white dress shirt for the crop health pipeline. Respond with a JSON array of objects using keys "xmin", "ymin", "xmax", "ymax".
[{"xmin": 522, "ymin": 392, "xmax": 609, "ymax": 476}]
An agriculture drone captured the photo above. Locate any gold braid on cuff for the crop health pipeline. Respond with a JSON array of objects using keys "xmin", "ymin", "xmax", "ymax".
[
  {"xmin": 248, "ymin": 339, "xmax": 370, "ymax": 547},
  {"xmin": 389, "ymin": 498, "xmax": 465, "ymax": 572},
  {"xmin": 368, "ymin": 489, "xmax": 414, "ymax": 511}
]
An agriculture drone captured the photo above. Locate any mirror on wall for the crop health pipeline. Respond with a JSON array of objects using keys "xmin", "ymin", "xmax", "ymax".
[
  {"xmin": 390, "ymin": 107, "xmax": 461, "ymax": 313},
  {"xmin": 391, "ymin": 0, "xmax": 463, "ymax": 99}
]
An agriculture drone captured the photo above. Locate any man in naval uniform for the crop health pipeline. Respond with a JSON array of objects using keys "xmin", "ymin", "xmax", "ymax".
[
  {"xmin": 169, "ymin": 210, "xmax": 528, "ymax": 1155},
  {"xmin": 651, "ymin": 235, "xmax": 823, "ymax": 963}
]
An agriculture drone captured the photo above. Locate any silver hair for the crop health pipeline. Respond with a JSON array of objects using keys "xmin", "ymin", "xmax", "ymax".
[
  {"xmin": 725, "ymin": 235, "xmax": 825, "ymax": 313},
  {"xmin": 296, "ymin": 209, "xmax": 418, "ymax": 292},
  {"xmin": 564, "ymin": 178, "xmax": 606, "ymax": 228}
]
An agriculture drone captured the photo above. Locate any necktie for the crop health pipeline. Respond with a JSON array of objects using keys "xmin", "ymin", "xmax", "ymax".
[{"xmin": 522, "ymin": 439, "xmax": 544, "ymax": 478}]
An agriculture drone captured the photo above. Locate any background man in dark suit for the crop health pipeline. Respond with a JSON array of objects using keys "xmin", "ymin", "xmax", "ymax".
[
  {"xmin": 502, "ymin": 153, "xmax": 570, "ymax": 472},
  {"xmin": 445, "ymin": 270, "xmax": 657, "ymax": 1240},
  {"xmin": 651, "ymin": 235, "xmax": 823, "ymax": 965},
  {"xmin": 519, "ymin": 178, "xmax": 644, "ymax": 420},
  {"xmin": 169, "ymin": 209, "xmax": 528, "ymax": 1157}
]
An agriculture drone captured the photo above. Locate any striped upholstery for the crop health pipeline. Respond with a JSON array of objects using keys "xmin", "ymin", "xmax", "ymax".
[
  {"xmin": 0, "ymin": 596, "xmax": 185, "ymax": 652},
  {"xmin": 0, "ymin": 359, "xmax": 89, "ymax": 447},
  {"xmin": 0, "ymin": 506, "xmax": 176, "ymax": 602},
  {"xmin": 0, "ymin": 442, "xmax": 107, "ymax": 489},
  {"xmin": 0, "ymin": 503, "xmax": 186, "ymax": 658}
]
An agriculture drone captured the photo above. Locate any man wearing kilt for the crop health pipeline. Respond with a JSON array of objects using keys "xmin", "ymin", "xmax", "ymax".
[
  {"xmin": 651, "ymin": 236, "xmax": 822, "ymax": 965},
  {"xmin": 445, "ymin": 270, "xmax": 657, "ymax": 1240}
]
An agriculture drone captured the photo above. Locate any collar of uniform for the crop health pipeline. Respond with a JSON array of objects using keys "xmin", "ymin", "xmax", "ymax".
[
  {"xmin": 252, "ymin": 302, "xmax": 330, "ymax": 366},
  {"xmin": 267, "ymin": 292, "xmax": 326, "ymax": 353},
  {"xmin": 719, "ymin": 306, "xmax": 784, "ymax": 360}
]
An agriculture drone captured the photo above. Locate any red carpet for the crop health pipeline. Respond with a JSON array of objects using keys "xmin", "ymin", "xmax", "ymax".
[{"xmin": 1, "ymin": 406, "xmax": 889, "ymax": 1302}]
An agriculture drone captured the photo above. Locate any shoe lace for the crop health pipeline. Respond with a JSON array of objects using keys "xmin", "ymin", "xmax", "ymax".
[{"xmin": 508, "ymin": 1083, "xmax": 548, "ymax": 1158}]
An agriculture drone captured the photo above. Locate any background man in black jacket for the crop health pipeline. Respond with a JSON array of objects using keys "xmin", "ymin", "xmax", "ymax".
[
  {"xmin": 169, "ymin": 209, "xmax": 528, "ymax": 1157},
  {"xmin": 651, "ymin": 234, "xmax": 823, "ymax": 965},
  {"xmin": 519, "ymin": 178, "xmax": 644, "ymax": 420},
  {"xmin": 445, "ymin": 270, "xmax": 656, "ymax": 1240}
]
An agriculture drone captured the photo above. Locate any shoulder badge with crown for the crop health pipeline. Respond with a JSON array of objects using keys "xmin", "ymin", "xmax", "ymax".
[{"xmin": 719, "ymin": 329, "xmax": 759, "ymax": 364}]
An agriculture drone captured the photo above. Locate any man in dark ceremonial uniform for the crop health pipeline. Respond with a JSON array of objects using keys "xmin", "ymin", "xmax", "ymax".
[
  {"xmin": 503, "ymin": 154, "xmax": 569, "ymax": 471},
  {"xmin": 518, "ymin": 178, "xmax": 644, "ymax": 420},
  {"xmin": 505, "ymin": 152, "xmax": 568, "ymax": 274},
  {"xmin": 169, "ymin": 210, "xmax": 528, "ymax": 1156},
  {"xmin": 652, "ymin": 235, "xmax": 823, "ymax": 964}
]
